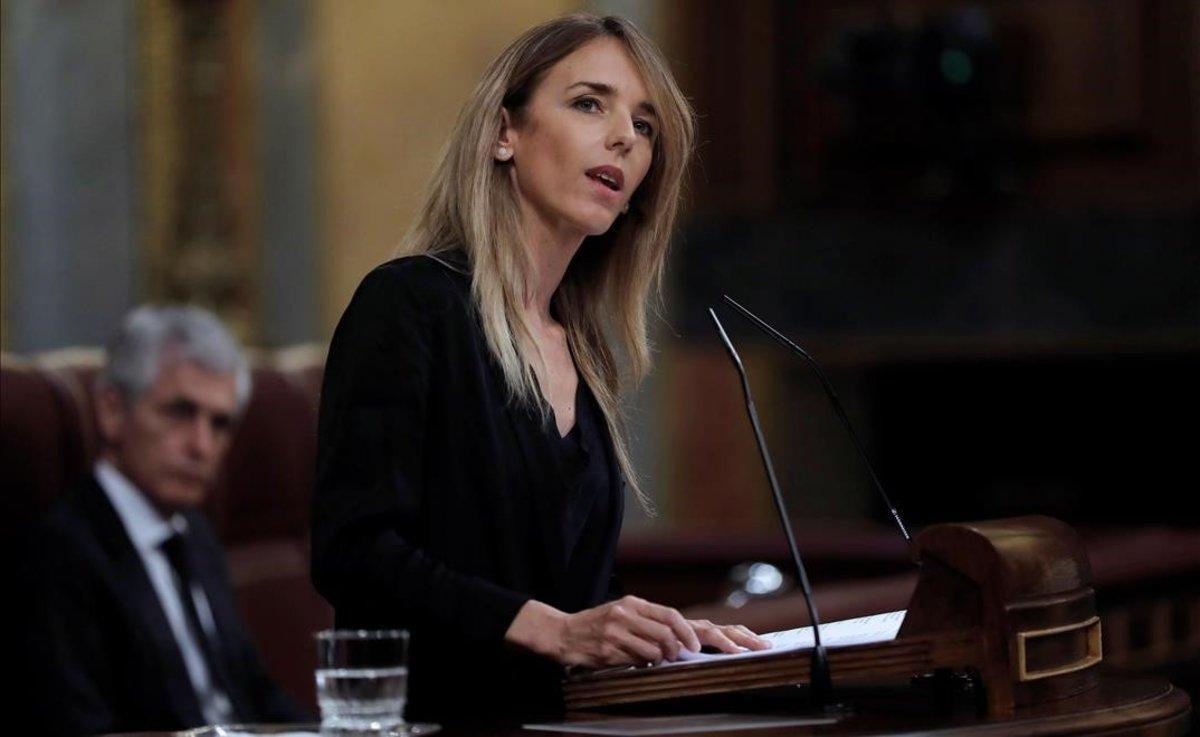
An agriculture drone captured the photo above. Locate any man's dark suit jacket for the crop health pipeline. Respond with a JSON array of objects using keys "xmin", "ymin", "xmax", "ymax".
[
  {"xmin": 34, "ymin": 474, "xmax": 305, "ymax": 735},
  {"xmin": 312, "ymin": 250, "xmax": 625, "ymax": 724}
]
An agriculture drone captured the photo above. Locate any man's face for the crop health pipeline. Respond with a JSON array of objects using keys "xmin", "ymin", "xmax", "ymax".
[{"xmin": 97, "ymin": 359, "xmax": 240, "ymax": 514}]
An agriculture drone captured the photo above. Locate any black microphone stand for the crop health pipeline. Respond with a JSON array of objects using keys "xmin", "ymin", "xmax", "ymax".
[
  {"xmin": 722, "ymin": 295, "xmax": 912, "ymax": 545},
  {"xmin": 708, "ymin": 308, "xmax": 836, "ymax": 710}
]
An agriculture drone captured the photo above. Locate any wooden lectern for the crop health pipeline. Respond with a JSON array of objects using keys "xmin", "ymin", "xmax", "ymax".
[{"xmin": 564, "ymin": 517, "xmax": 1140, "ymax": 719}]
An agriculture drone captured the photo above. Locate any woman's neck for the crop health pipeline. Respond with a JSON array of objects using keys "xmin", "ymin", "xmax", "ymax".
[{"xmin": 519, "ymin": 205, "xmax": 585, "ymax": 326}]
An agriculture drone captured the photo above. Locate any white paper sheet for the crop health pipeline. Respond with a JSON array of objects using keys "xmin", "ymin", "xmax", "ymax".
[{"xmin": 657, "ymin": 609, "xmax": 906, "ymax": 668}]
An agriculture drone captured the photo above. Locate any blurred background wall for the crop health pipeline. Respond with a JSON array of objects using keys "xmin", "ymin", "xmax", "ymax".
[
  {"xmin": 3, "ymin": 0, "xmax": 1199, "ymax": 715},
  {"xmin": 3, "ymin": 0, "xmax": 1198, "ymax": 532}
]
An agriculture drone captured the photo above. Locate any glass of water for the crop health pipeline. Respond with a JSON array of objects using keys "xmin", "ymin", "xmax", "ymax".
[{"xmin": 316, "ymin": 629, "xmax": 409, "ymax": 735}]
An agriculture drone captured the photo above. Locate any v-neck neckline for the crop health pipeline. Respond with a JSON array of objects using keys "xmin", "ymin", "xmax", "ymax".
[{"xmin": 553, "ymin": 375, "xmax": 583, "ymax": 440}]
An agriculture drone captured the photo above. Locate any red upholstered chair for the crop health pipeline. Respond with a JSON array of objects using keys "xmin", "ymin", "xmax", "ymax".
[
  {"xmin": 0, "ymin": 355, "xmax": 92, "ymax": 538},
  {"xmin": 0, "ymin": 346, "xmax": 333, "ymax": 713},
  {"xmin": 208, "ymin": 351, "xmax": 332, "ymax": 709}
]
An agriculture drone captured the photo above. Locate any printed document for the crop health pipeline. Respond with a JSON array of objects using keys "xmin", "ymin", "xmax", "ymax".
[{"xmin": 659, "ymin": 609, "xmax": 906, "ymax": 668}]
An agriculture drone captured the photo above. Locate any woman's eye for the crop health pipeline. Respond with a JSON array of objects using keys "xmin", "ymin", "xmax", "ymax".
[
  {"xmin": 634, "ymin": 120, "xmax": 655, "ymax": 138},
  {"xmin": 573, "ymin": 97, "xmax": 601, "ymax": 113}
]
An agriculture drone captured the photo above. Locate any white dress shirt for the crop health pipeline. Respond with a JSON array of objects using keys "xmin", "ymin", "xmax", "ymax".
[{"xmin": 95, "ymin": 460, "xmax": 235, "ymax": 725}]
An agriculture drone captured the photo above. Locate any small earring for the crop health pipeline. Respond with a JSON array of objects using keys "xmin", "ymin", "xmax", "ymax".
[
  {"xmin": 622, "ymin": 201, "xmax": 630, "ymax": 214},
  {"xmin": 497, "ymin": 146, "xmax": 510, "ymax": 160}
]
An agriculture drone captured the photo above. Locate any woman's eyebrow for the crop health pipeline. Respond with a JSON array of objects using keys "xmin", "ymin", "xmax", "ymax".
[{"xmin": 567, "ymin": 81, "xmax": 658, "ymax": 118}]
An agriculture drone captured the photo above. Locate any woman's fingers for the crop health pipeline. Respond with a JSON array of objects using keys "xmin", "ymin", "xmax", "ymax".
[
  {"xmin": 694, "ymin": 621, "xmax": 741, "ymax": 653},
  {"xmin": 727, "ymin": 624, "xmax": 772, "ymax": 650},
  {"xmin": 689, "ymin": 620, "xmax": 772, "ymax": 654},
  {"xmin": 612, "ymin": 597, "xmax": 696, "ymax": 660},
  {"xmin": 630, "ymin": 597, "xmax": 701, "ymax": 653},
  {"xmin": 607, "ymin": 626, "xmax": 667, "ymax": 664},
  {"xmin": 621, "ymin": 613, "xmax": 683, "ymax": 661}
]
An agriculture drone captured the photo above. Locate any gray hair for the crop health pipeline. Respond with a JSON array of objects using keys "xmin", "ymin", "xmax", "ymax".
[{"xmin": 99, "ymin": 305, "xmax": 252, "ymax": 411}]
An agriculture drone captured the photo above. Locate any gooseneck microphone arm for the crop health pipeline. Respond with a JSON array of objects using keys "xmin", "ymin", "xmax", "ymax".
[
  {"xmin": 721, "ymin": 295, "xmax": 912, "ymax": 545},
  {"xmin": 708, "ymin": 308, "xmax": 834, "ymax": 708}
]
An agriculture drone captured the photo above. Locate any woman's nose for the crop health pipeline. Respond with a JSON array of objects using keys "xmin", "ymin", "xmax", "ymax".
[{"xmin": 606, "ymin": 115, "xmax": 637, "ymax": 150}]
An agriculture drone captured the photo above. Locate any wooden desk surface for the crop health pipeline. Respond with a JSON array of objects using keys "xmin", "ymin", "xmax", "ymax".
[{"xmin": 107, "ymin": 674, "xmax": 1191, "ymax": 737}]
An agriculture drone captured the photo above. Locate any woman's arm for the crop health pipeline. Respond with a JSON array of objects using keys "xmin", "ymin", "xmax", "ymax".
[{"xmin": 311, "ymin": 264, "xmax": 527, "ymax": 643}]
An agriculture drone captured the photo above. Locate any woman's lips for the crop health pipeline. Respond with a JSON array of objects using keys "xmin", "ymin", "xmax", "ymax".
[{"xmin": 585, "ymin": 165, "xmax": 624, "ymax": 192}]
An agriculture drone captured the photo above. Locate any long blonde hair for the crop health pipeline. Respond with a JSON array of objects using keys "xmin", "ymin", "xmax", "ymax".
[{"xmin": 398, "ymin": 14, "xmax": 695, "ymax": 512}]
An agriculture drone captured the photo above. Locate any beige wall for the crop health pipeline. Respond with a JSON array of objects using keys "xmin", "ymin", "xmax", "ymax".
[{"xmin": 313, "ymin": 1, "xmax": 581, "ymax": 334}]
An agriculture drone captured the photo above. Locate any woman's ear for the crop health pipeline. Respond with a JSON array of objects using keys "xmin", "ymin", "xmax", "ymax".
[{"xmin": 496, "ymin": 108, "xmax": 516, "ymax": 161}]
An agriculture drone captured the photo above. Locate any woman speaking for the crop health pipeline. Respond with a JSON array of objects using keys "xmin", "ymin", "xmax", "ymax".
[{"xmin": 312, "ymin": 13, "xmax": 767, "ymax": 723}]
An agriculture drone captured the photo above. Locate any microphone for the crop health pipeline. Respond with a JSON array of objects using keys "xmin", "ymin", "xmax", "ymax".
[
  {"xmin": 708, "ymin": 307, "xmax": 835, "ymax": 709},
  {"xmin": 721, "ymin": 295, "xmax": 912, "ymax": 544}
]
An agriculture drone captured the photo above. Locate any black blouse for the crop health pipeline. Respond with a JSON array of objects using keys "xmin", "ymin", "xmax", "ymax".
[
  {"xmin": 542, "ymin": 379, "xmax": 617, "ymax": 612},
  {"xmin": 311, "ymin": 250, "xmax": 625, "ymax": 723}
]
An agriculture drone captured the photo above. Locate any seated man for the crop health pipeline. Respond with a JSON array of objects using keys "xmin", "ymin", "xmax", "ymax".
[{"xmin": 36, "ymin": 306, "xmax": 306, "ymax": 735}]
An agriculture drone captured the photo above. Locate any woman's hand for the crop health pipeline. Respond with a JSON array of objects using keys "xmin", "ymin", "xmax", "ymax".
[
  {"xmin": 557, "ymin": 595, "xmax": 701, "ymax": 667},
  {"xmin": 505, "ymin": 597, "xmax": 770, "ymax": 668}
]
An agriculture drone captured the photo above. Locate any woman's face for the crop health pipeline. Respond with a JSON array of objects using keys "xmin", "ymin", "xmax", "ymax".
[{"xmin": 502, "ymin": 37, "xmax": 658, "ymax": 239}]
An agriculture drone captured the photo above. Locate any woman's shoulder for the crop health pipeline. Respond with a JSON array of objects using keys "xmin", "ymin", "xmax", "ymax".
[
  {"xmin": 331, "ymin": 250, "xmax": 475, "ymax": 352},
  {"xmin": 366, "ymin": 249, "xmax": 469, "ymax": 290},
  {"xmin": 351, "ymin": 249, "xmax": 471, "ymax": 313}
]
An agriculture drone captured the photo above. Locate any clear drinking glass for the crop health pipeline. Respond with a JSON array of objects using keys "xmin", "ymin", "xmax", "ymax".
[{"xmin": 315, "ymin": 629, "xmax": 409, "ymax": 735}]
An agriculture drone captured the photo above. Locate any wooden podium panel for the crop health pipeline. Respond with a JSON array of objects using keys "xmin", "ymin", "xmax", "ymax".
[{"xmin": 565, "ymin": 629, "xmax": 982, "ymax": 708}]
